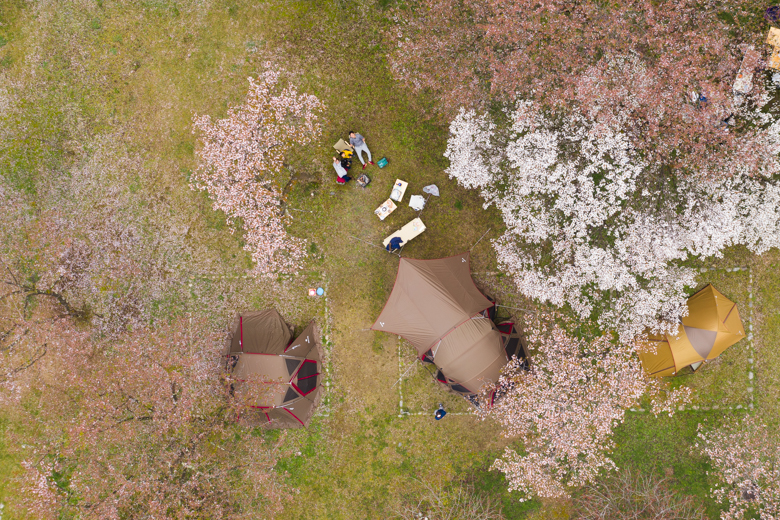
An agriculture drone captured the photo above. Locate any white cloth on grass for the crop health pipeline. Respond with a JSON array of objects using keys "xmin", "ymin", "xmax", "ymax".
[
  {"xmin": 423, "ymin": 184, "xmax": 440, "ymax": 196},
  {"xmin": 409, "ymin": 195, "xmax": 426, "ymax": 211}
]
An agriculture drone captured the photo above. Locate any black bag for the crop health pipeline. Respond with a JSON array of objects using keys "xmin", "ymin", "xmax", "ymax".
[
  {"xmin": 341, "ymin": 158, "xmax": 352, "ymax": 170},
  {"xmin": 356, "ymin": 174, "xmax": 371, "ymax": 188}
]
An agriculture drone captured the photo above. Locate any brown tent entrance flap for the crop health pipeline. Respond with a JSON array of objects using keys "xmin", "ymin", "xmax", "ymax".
[
  {"xmin": 372, "ymin": 253, "xmax": 509, "ymax": 397},
  {"xmin": 226, "ymin": 312, "xmax": 324, "ymax": 429},
  {"xmin": 639, "ymin": 284, "xmax": 745, "ymax": 377}
]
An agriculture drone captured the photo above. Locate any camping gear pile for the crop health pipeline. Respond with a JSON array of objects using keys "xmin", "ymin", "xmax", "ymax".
[
  {"xmin": 333, "ymin": 138, "xmax": 383, "ymax": 187},
  {"xmin": 331, "ymin": 136, "xmax": 436, "ymax": 255},
  {"xmin": 223, "ymin": 310, "xmax": 323, "ymax": 429},
  {"xmin": 638, "ymin": 284, "xmax": 745, "ymax": 376},
  {"xmin": 377, "ymin": 179, "xmax": 440, "ymax": 253},
  {"xmin": 372, "ymin": 253, "xmax": 529, "ymax": 403},
  {"xmin": 373, "ymin": 177, "xmax": 425, "ymax": 251}
]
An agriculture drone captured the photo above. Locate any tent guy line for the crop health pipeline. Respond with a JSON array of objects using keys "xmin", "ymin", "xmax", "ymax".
[{"xmin": 469, "ymin": 228, "xmax": 491, "ymax": 251}]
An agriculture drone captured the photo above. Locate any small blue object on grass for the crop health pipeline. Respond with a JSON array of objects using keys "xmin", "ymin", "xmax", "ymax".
[
  {"xmin": 377, "ymin": 157, "xmax": 389, "ymax": 168},
  {"xmin": 435, "ymin": 404, "xmax": 447, "ymax": 420},
  {"xmin": 316, "ymin": 287, "xmax": 324, "ymax": 296}
]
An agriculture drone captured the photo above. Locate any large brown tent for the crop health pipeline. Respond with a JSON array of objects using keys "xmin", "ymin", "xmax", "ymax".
[
  {"xmin": 371, "ymin": 253, "xmax": 510, "ymax": 395},
  {"xmin": 223, "ymin": 310, "xmax": 323, "ymax": 428},
  {"xmin": 639, "ymin": 285, "xmax": 745, "ymax": 377}
]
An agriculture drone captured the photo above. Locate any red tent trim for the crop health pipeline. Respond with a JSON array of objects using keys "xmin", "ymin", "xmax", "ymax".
[
  {"xmin": 289, "ymin": 359, "xmax": 317, "ymax": 382},
  {"xmin": 283, "ymin": 407, "xmax": 305, "ymax": 426}
]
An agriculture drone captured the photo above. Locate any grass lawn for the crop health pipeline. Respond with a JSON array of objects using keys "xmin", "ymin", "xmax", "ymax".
[
  {"xmin": 1, "ymin": 1, "xmax": 779, "ymax": 519},
  {"xmin": 612, "ymin": 411, "xmax": 725, "ymax": 519}
]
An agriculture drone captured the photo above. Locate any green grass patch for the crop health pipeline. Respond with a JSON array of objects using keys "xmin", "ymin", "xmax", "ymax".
[
  {"xmin": 613, "ymin": 411, "xmax": 727, "ymax": 519},
  {"xmin": 0, "ymin": 417, "xmax": 29, "ymax": 519}
]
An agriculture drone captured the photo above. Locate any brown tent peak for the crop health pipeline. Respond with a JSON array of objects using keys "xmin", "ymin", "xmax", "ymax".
[
  {"xmin": 372, "ymin": 253, "xmax": 507, "ymax": 396},
  {"xmin": 225, "ymin": 312, "xmax": 323, "ymax": 429},
  {"xmin": 371, "ymin": 252, "xmax": 493, "ymax": 351}
]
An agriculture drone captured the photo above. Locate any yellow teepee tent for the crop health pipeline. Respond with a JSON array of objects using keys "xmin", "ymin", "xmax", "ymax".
[{"xmin": 639, "ymin": 285, "xmax": 745, "ymax": 377}]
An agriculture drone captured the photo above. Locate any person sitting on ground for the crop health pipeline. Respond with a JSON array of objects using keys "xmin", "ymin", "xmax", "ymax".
[
  {"xmin": 333, "ymin": 156, "xmax": 352, "ymax": 184},
  {"xmin": 340, "ymin": 150, "xmax": 352, "ymax": 171},
  {"xmin": 348, "ymin": 131, "xmax": 376, "ymax": 170},
  {"xmin": 434, "ymin": 403, "xmax": 447, "ymax": 420}
]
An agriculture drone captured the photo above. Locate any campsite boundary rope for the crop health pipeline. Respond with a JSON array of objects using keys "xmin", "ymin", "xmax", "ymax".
[{"xmin": 315, "ymin": 274, "xmax": 333, "ymax": 418}]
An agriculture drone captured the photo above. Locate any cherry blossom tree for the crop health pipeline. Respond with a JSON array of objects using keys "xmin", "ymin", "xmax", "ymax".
[
  {"xmin": 0, "ymin": 139, "xmax": 212, "ymax": 337},
  {"xmin": 0, "ymin": 122, "xmax": 294, "ymax": 519},
  {"xmin": 0, "ymin": 180, "xmax": 289, "ymax": 517},
  {"xmin": 479, "ymin": 315, "xmax": 690, "ymax": 500},
  {"xmin": 388, "ymin": 0, "xmax": 772, "ymax": 178},
  {"xmin": 697, "ymin": 416, "xmax": 780, "ymax": 520},
  {"xmin": 2, "ymin": 306, "xmax": 289, "ymax": 519},
  {"xmin": 192, "ymin": 66, "xmax": 324, "ymax": 277},
  {"xmin": 445, "ymin": 105, "xmax": 780, "ymax": 339}
]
